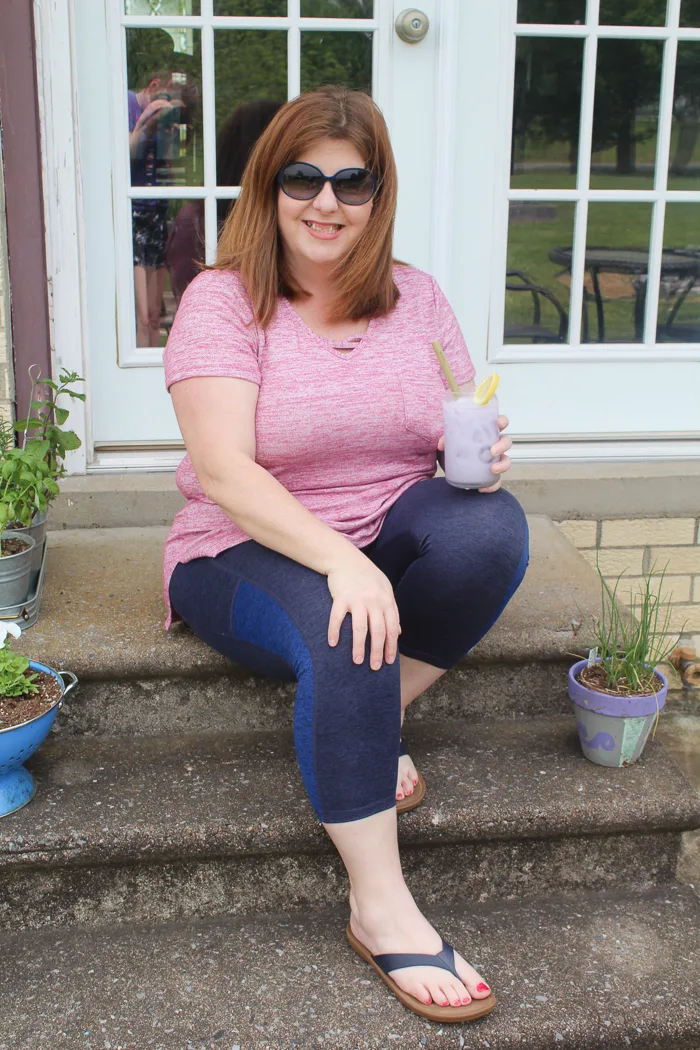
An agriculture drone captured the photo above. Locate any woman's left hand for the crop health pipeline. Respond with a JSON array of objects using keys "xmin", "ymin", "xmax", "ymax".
[{"xmin": 437, "ymin": 414, "xmax": 512, "ymax": 494}]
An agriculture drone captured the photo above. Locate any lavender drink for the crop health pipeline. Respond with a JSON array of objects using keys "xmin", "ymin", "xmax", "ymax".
[{"xmin": 443, "ymin": 391, "xmax": 500, "ymax": 490}]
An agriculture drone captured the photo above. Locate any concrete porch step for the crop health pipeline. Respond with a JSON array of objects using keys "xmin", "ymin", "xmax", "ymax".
[
  {"xmin": 2, "ymin": 717, "xmax": 697, "ymax": 931},
  {"xmin": 1, "ymin": 885, "xmax": 698, "ymax": 1049},
  {"xmin": 14, "ymin": 517, "xmax": 602, "ymax": 731}
]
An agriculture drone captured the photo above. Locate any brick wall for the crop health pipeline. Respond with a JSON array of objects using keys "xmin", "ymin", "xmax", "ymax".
[
  {"xmin": 0, "ymin": 131, "xmax": 15, "ymax": 423},
  {"xmin": 556, "ymin": 517, "xmax": 700, "ymax": 654}
]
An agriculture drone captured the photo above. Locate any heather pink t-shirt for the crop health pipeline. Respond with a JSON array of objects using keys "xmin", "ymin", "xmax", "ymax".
[{"xmin": 162, "ymin": 264, "xmax": 475, "ymax": 626}]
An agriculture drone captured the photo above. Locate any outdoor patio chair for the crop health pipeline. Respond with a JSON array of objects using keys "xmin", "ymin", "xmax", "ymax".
[{"xmin": 505, "ymin": 269, "xmax": 569, "ymax": 343}]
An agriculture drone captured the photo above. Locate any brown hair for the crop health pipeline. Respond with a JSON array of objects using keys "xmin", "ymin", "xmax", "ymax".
[{"xmin": 213, "ymin": 86, "xmax": 400, "ymax": 328}]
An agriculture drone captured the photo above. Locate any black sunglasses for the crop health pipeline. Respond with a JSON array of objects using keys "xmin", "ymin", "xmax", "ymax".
[{"xmin": 277, "ymin": 162, "xmax": 378, "ymax": 206}]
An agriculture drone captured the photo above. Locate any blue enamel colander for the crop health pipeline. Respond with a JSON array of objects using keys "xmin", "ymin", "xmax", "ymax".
[{"xmin": 0, "ymin": 662, "xmax": 78, "ymax": 818}]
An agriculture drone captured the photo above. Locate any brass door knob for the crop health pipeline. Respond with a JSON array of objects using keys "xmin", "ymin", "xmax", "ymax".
[{"xmin": 395, "ymin": 8, "xmax": 430, "ymax": 44}]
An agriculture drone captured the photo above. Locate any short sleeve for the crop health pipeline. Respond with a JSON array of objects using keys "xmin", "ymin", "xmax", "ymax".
[
  {"xmin": 430, "ymin": 277, "xmax": 476, "ymax": 385},
  {"xmin": 163, "ymin": 269, "xmax": 262, "ymax": 391}
]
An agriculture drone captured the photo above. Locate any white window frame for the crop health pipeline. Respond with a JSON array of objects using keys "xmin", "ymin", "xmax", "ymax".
[
  {"xmin": 110, "ymin": 0, "xmax": 386, "ymax": 367},
  {"xmin": 488, "ymin": 0, "xmax": 700, "ymax": 365}
]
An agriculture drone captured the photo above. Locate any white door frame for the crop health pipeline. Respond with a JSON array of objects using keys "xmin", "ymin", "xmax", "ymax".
[{"xmin": 33, "ymin": 0, "xmax": 90, "ymax": 474}]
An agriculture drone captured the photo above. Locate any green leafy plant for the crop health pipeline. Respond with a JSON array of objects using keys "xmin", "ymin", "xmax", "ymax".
[
  {"xmin": 0, "ymin": 368, "xmax": 85, "ymax": 556},
  {"xmin": 14, "ymin": 367, "xmax": 86, "ymax": 480},
  {"xmin": 0, "ymin": 641, "xmax": 38, "ymax": 699},
  {"xmin": 580, "ymin": 559, "xmax": 685, "ymax": 695}
]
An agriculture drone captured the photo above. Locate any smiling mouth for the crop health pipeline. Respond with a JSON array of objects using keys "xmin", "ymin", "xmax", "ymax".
[{"xmin": 303, "ymin": 220, "xmax": 343, "ymax": 233}]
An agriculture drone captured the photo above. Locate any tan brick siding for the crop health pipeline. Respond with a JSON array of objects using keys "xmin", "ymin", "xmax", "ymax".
[
  {"xmin": 0, "ymin": 134, "xmax": 15, "ymax": 423},
  {"xmin": 557, "ymin": 514, "xmax": 700, "ymax": 650},
  {"xmin": 601, "ymin": 518, "xmax": 696, "ymax": 546}
]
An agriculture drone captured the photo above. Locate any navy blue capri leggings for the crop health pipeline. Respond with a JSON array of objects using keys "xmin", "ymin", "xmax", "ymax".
[{"xmin": 170, "ymin": 478, "xmax": 529, "ymax": 825}]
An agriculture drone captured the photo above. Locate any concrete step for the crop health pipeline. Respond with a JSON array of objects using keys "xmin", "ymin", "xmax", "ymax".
[
  {"xmin": 15, "ymin": 517, "xmax": 602, "ymax": 733},
  {"xmin": 1, "ymin": 885, "xmax": 698, "ymax": 1049},
  {"xmin": 2, "ymin": 717, "xmax": 698, "ymax": 931}
]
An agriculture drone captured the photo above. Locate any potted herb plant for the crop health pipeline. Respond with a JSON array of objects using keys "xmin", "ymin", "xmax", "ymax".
[
  {"xmin": 0, "ymin": 367, "xmax": 84, "ymax": 607},
  {"xmin": 0, "ymin": 623, "xmax": 77, "ymax": 817},
  {"xmin": 568, "ymin": 562, "xmax": 682, "ymax": 768}
]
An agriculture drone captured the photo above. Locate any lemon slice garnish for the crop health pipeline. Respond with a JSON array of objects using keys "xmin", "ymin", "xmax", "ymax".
[{"xmin": 473, "ymin": 373, "xmax": 500, "ymax": 406}]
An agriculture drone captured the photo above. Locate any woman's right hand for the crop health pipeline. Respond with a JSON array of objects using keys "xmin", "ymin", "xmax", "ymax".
[{"xmin": 326, "ymin": 556, "xmax": 400, "ymax": 671}]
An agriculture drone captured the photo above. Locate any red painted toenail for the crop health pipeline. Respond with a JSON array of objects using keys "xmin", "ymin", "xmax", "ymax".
[
  {"xmin": 396, "ymin": 794, "xmax": 403, "ymax": 799},
  {"xmin": 412, "ymin": 779, "xmax": 418, "ymax": 785},
  {"xmin": 476, "ymin": 983, "xmax": 490, "ymax": 993},
  {"xmin": 462, "ymin": 997, "xmax": 471, "ymax": 1005}
]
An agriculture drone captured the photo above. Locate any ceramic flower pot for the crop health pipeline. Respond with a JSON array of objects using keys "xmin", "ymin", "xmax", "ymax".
[
  {"xmin": 0, "ymin": 663, "xmax": 78, "ymax": 817},
  {"xmin": 568, "ymin": 659, "xmax": 667, "ymax": 768}
]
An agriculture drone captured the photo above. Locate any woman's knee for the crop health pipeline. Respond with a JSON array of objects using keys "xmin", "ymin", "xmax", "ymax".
[{"xmin": 426, "ymin": 488, "xmax": 528, "ymax": 578}]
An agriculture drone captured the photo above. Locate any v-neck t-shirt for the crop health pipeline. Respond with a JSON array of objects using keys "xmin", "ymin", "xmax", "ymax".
[{"xmin": 162, "ymin": 263, "xmax": 475, "ymax": 626}]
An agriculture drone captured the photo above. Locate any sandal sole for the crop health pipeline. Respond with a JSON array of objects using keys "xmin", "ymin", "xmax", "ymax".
[
  {"xmin": 345, "ymin": 924, "xmax": 497, "ymax": 1023},
  {"xmin": 396, "ymin": 770, "xmax": 427, "ymax": 814}
]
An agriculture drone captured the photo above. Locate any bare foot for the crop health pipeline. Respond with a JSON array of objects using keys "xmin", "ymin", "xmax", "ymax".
[
  {"xmin": 349, "ymin": 887, "xmax": 492, "ymax": 1008},
  {"xmin": 396, "ymin": 751, "xmax": 419, "ymax": 802}
]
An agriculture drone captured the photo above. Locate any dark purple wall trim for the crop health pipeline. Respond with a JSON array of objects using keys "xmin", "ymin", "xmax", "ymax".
[{"xmin": 0, "ymin": 0, "xmax": 52, "ymax": 420}]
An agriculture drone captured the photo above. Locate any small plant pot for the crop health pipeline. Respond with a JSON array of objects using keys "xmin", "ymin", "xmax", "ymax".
[
  {"xmin": 0, "ymin": 663, "xmax": 78, "ymax": 817},
  {"xmin": 8, "ymin": 511, "xmax": 47, "ymax": 592},
  {"xmin": 0, "ymin": 532, "xmax": 36, "ymax": 607},
  {"xmin": 568, "ymin": 659, "xmax": 668, "ymax": 768}
]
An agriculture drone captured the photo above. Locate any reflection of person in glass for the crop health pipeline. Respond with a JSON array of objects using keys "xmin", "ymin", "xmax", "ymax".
[
  {"xmin": 164, "ymin": 100, "xmax": 283, "ymax": 303},
  {"xmin": 164, "ymin": 88, "xmax": 525, "ymax": 1023},
  {"xmin": 128, "ymin": 68, "xmax": 187, "ymax": 346}
]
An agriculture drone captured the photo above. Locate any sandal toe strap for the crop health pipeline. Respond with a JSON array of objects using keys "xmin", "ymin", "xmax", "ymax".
[
  {"xmin": 374, "ymin": 940, "xmax": 459, "ymax": 980},
  {"xmin": 398, "ymin": 737, "xmax": 408, "ymax": 757}
]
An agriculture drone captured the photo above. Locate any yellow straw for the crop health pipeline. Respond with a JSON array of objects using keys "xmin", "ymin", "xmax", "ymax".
[{"xmin": 432, "ymin": 341, "xmax": 461, "ymax": 396}]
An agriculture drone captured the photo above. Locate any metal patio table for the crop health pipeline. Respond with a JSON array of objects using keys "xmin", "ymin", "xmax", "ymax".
[{"xmin": 548, "ymin": 246, "xmax": 700, "ymax": 342}]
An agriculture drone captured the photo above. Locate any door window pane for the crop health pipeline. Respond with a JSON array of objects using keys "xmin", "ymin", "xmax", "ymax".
[
  {"xmin": 505, "ymin": 202, "xmax": 574, "ymax": 343},
  {"xmin": 301, "ymin": 31, "xmax": 372, "ymax": 93},
  {"xmin": 511, "ymin": 38, "xmax": 584, "ymax": 190},
  {"xmin": 125, "ymin": 1, "xmax": 201, "ymax": 14},
  {"xmin": 590, "ymin": 40, "xmax": 663, "ymax": 190},
  {"xmin": 669, "ymin": 44, "xmax": 700, "ymax": 189},
  {"xmin": 657, "ymin": 205, "xmax": 700, "ymax": 342},
  {"xmin": 127, "ymin": 28, "xmax": 203, "ymax": 188},
  {"xmin": 301, "ymin": 0, "xmax": 374, "ymax": 14},
  {"xmin": 216, "ymin": 101, "xmax": 283, "ymax": 194},
  {"xmin": 214, "ymin": 30, "xmax": 286, "ymax": 164},
  {"xmin": 214, "ymin": 1, "xmax": 286, "ymax": 13},
  {"xmin": 132, "ymin": 197, "xmax": 202, "ymax": 347},
  {"xmin": 581, "ymin": 203, "xmax": 653, "ymax": 342},
  {"xmin": 681, "ymin": 0, "xmax": 700, "ymax": 25},
  {"xmin": 599, "ymin": 0, "xmax": 667, "ymax": 25},
  {"xmin": 517, "ymin": 0, "xmax": 586, "ymax": 23}
]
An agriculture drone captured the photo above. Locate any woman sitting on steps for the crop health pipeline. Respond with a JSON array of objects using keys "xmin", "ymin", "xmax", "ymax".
[{"xmin": 163, "ymin": 86, "xmax": 529, "ymax": 1024}]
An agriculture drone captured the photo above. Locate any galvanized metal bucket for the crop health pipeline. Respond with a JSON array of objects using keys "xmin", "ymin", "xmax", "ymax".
[
  {"xmin": 0, "ymin": 662, "xmax": 78, "ymax": 817},
  {"xmin": 8, "ymin": 511, "xmax": 47, "ymax": 593},
  {"xmin": 568, "ymin": 658, "xmax": 668, "ymax": 768},
  {"xmin": 0, "ymin": 532, "xmax": 36, "ymax": 608}
]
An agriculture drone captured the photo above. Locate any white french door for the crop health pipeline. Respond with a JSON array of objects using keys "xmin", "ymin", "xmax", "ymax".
[
  {"xmin": 453, "ymin": 0, "xmax": 700, "ymax": 455},
  {"xmin": 52, "ymin": 0, "xmax": 700, "ymax": 469},
  {"xmin": 71, "ymin": 0, "xmax": 450, "ymax": 465}
]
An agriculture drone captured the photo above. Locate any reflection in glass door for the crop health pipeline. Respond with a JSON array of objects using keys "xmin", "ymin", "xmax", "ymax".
[
  {"xmin": 118, "ymin": 0, "xmax": 376, "ymax": 361},
  {"xmin": 502, "ymin": 0, "xmax": 700, "ymax": 348}
]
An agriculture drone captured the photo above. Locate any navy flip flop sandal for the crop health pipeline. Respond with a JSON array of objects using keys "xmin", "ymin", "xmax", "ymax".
[
  {"xmin": 396, "ymin": 738, "xmax": 426, "ymax": 814},
  {"xmin": 345, "ymin": 923, "xmax": 497, "ymax": 1022}
]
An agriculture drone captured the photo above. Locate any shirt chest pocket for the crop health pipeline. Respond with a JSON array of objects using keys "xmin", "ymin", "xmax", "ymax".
[{"xmin": 398, "ymin": 372, "xmax": 446, "ymax": 445}]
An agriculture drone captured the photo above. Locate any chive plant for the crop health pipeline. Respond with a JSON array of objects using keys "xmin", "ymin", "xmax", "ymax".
[{"xmin": 583, "ymin": 559, "xmax": 684, "ymax": 695}]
